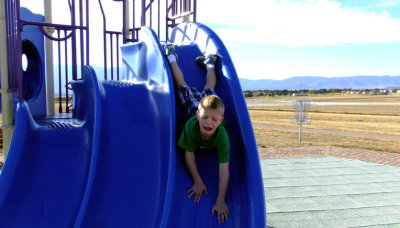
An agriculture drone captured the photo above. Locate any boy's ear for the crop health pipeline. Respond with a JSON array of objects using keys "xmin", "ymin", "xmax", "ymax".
[
  {"xmin": 219, "ymin": 116, "xmax": 224, "ymax": 124},
  {"xmin": 196, "ymin": 110, "xmax": 200, "ymax": 120}
]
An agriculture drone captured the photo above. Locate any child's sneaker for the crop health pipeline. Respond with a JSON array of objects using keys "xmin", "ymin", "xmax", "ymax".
[
  {"xmin": 195, "ymin": 54, "xmax": 218, "ymax": 69},
  {"xmin": 163, "ymin": 42, "xmax": 178, "ymax": 62}
]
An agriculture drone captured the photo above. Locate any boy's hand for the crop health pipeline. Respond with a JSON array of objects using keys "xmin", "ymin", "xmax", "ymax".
[
  {"xmin": 211, "ymin": 201, "xmax": 229, "ymax": 223},
  {"xmin": 187, "ymin": 182, "xmax": 208, "ymax": 202}
]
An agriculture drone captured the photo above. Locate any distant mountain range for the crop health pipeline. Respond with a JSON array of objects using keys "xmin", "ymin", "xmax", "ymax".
[
  {"xmin": 53, "ymin": 66, "xmax": 400, "ymax": 94},
  {"xmin": 239, "ymin": 76, "xmax": 400, "ymax": 91}
]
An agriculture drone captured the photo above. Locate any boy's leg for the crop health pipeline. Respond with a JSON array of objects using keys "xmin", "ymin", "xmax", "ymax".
[
  {"xmin": 196, "ymin": 54, "xmax": 218, "ymax": 90},
  {"xmin": 204, "ymin": 67, "xmax": 216, "ymax": 90},
  {"xmin": 164, "ymin": 43, "xmax": 187, "ymax": 86},
  {"xmin": 170, "ymin": 61, "xmax": 188, "ymax": 87},
  {"xmin": 164, "ymin": 43, "xmax": 196, "ymax": 118}
]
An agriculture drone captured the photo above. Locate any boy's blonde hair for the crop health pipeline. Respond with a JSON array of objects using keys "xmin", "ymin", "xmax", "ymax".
[{"xmin": 198, "ymin": 95, "xmax": 225, "ymax": 116}]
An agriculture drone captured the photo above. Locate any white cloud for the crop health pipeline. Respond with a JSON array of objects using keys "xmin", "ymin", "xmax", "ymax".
[{"xmin": 198, "ymin": 0, "xmax": 400, "ymax": 46}]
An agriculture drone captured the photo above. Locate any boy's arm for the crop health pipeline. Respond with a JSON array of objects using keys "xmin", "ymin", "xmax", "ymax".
[
  {"xmin": 185, "ymin": 151, "xmax": 208, "ymax": 202},
  {"xmin": 212, "ymin": 162, "xmax": 230, "ymax": 223}
]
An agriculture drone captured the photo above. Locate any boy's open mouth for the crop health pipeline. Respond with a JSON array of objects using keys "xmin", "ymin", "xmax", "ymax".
[{"xmin": 204, "ymin": 126, "xmax": 212, "ymax": 132}]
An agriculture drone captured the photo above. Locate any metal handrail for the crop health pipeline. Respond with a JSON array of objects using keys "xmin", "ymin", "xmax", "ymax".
[{"xmin": 5, "ymin": 0, "xmax": 23, "ymax": 97}]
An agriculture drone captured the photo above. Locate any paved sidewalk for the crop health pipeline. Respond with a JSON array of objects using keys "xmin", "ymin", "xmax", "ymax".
[
  {"xmin": 262, "ymin": 156, "xmax": 400, "ymax": 228},
  {"xmin": 259, "ymin": 146, "xmax": 400, "ymax": 167}
]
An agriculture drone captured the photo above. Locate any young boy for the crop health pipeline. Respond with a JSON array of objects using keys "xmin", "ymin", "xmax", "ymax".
[{"xmin": 165, "ymin": 44, "xmax": 230, "ymax": 223}]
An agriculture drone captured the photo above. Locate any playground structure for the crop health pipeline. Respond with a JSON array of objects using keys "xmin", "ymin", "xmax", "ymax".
[{"xmin": 0, "ymin": 0, "xmax": 266, "ymax": 227}]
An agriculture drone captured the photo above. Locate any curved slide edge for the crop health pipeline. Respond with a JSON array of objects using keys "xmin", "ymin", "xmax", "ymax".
[
  {"xmin": 0, "ymin": 66, "xmax": 102, "ymax": 227},
  {"xmin": 165, "ymin": 22, "xmax": 266, "ymax": 227},
  {"xmin": 73, "ymin": 65, "xmax": 105, "ymax": 227},
  {"xmin": 0, "ymin": 67, "xmax": 102, "ymax": 228},
  {"xmin": 74, "ymin": 27, "xmax": 177, "ymax": 227}
]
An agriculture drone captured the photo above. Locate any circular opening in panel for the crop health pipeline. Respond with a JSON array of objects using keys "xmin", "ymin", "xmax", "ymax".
[
  {"xmin": 22, "ymin": 54, "xmax": 28, "ymax": 72},
  {"xmin": 22, "ymin": 40, "xmax": 43, "ymax": 101}
]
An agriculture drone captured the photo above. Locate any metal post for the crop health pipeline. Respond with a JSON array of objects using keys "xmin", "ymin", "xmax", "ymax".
[
  {"xmin": 141, "ymin": 0, "xmax": 146, "ymax": 26},
  {"xmin": 44, "ymin": 0, "xmax": 55, "ymax": 115},
  {"xmin": 0, "ymin": 0, "xmax": 14, "ymax": 158},
  {"xmin": 299, "ymin": 102, "xmax": 303, "ymax": 143},
  {"xmin": 291, "ymin": 100, "xmax": 312, "ymax": 144},
  {"xmin": 71, "ymin": 0, "xmax": 78, "ymax": 80},
  {"xmin": 123, "ymin": 0, "xmax": 131, "ymax": 43},
  {"xmin": 182, "ymin": 0, "xmax": 190, "ymax": 22}
]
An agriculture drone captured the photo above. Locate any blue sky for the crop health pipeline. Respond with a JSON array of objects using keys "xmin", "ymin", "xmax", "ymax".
[
  {"xmin": 197, "ymin": 0, "xmax": 400, "ymax": 79},
  {"xmin": 21, "ymin": 0, "xmax": 400, "ymax": 80}
]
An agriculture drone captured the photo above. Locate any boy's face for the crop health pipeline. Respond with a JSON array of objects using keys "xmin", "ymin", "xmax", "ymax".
[{"xmin": 197, "ymin": 108, "xmax": 224, "ymax": 140}]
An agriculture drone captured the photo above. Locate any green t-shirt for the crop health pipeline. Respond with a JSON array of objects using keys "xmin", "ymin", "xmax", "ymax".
[{"xmin": 178, "ymin": 116, "xmax": 230, "ymax": 163}]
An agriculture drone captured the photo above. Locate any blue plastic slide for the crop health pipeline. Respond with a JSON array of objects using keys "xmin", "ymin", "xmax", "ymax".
[
  {"xmin": 163, "ymin": 22, "xmax": 266, "ymax": 227},
  {"xmin": 0, "ymin": 23, "xmax": 265, "ymax": 227}
]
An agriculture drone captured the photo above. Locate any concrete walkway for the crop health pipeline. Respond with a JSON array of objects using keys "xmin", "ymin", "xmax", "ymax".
[{"xmin": 262, "ymin": 156, "xmax": 400, "ymax": 227}]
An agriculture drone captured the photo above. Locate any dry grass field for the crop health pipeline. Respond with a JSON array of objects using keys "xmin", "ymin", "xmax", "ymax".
[
  {"xmin": 250, "ymin": 110, "xmax": 400, "ymax": 136},
  {"xmin": 248, "ymin": 94, "xmax": 400, "ymax": 153},
  {"xmin": 54, "ymin": 102, "xmax": 71, "ymax": 113},
  {"xmin": 247, "ymin": 94, "xmax": 400, "ymax": 115}
]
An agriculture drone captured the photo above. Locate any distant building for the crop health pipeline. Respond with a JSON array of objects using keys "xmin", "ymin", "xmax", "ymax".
[
  {"xmin": 379, "ymin": 89, "xmax": 389, "ymax": 95},
  {"xmin": 292, "ymin": 93, "xmax": 308, "ymax": 96}
]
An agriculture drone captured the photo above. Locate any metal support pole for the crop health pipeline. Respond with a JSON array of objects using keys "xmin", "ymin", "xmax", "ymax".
[
  {"xmin": 123, "ymin": 0, "xmax": 131, "ymax": 43},
  {"xmin": 298, "ymin": 102, "xmax": 303, "ymax": 143},
  {"xmin": 44, "ymin": 0, "xmax": 55, "ymax": 115},
  {"xmin": 71, "ymin": 0, "xmax": 78, "ymax": 81},
  {"xmin": 0, "ymin": 0, "xmax": 14, "ymax": 158},
  {"xmin": 141, "ymin": 0, "xmax": 146, "ymax": 26},
  {"xmin": 182, "ymin": 0, "xmax": 190, "ymax": 22}
]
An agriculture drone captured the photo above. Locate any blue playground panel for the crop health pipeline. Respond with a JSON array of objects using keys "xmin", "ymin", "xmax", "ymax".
[
  {"xmin": 0, "ymin": 7, "xmax": 46, "ymax": 115},
  {"xmin": 0, "ymin": 23, "xmax": 265, "ymax": 227},
  {"xmin": 20, "ymin": 8, "xmax": 47, "ymax": 117}
]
